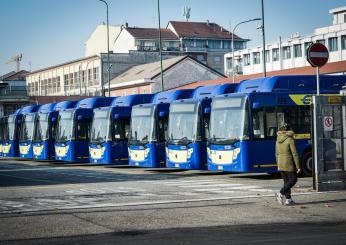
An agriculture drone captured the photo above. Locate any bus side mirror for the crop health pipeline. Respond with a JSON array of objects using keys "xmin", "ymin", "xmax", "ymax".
[
  {"xmin": 159, "ymin": 111, "xmax": 166, "ymax": 117},
  {"xmin": 114, "ymin": 114, "xmax": 120, "ymax": 119},
  {"xmin": 252, "ymin": 102, "xmax": 262, "ymax": 109},
  {"xmin": 204, "ymin": 108, "xmax": 211, "ymax": 114}
]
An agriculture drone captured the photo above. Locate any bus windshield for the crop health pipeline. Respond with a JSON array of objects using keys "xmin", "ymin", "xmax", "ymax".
[
  {"xmin": 56, "ymin": 111, "xmax": 74, "ymax": 142},
  {"xmin": 129, "ymin": 106, "xmax": 154, "ymax": 145},
  {"xmin": 19, "ymin": 114, "xmax": 36, "ymax": 142},
  {"xmin": 33, "ymin": 113, "xmax": 50, "ymax": 142},
  {"xmin": 90, "ymin": 109, "xmax": 111, "ymax": 143},
  {"xmin": 6, "ymin": 115, "xmax": 15, "ymax": 141},
  {"xmin": 168, "ymin": 102, "xmax": 198, "ymax": 144},
  {"xmin": 209, "ymin": 96, "xmax": 249, "ymax": 145}
]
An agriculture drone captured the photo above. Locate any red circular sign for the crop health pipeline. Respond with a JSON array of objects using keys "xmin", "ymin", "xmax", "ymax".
[{"xmin": 307, "ymin": 43, "xmax": 329, "ymax": 67}]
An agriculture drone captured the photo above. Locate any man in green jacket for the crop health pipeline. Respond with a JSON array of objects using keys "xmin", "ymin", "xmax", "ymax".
[{"xmin": 275, "ymin": 123, "xmax": 301, "ymax": 205}]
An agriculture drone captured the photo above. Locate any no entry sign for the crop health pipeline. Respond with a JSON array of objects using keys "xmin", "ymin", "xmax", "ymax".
[{"xmin": 307, "ymin": 43, "xmax": 329, "ymax": 67}]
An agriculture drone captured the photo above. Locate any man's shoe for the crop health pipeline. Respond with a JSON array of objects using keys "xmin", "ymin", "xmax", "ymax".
[
  {"xmin": 275, "ymin": 192, "xmax": 285, "ymax": 205},
  {"xmin": 285, "ymin": 198, "xmax": 296, "ymax": 206}
]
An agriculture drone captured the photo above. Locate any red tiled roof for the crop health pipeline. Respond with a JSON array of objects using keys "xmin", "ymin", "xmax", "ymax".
[
  {"xmin": 175, "ymin": 60, "xmax": 346, "ymax": 89},
  {"xmin": 169, "ymin": 21, "xmax": 244, "ymax": 40},
  {"xmin": 126, "ymin": 28, "xmax": 179, "ymax": 40}
]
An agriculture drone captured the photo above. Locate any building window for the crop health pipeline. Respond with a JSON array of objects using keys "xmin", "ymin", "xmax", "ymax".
[
  {"xmin": 272, "ymin": 48, "xmax": 279, "ymax": 61},
  {"xmin": 304, "ymin": 42, "xmax": 313, "ymax": 54},
  {"xmin": 243, "ymin": 54, "xmax": 251, "ymax": 66},
  {"xmin": 293, "ymin": 44, "xmax": 302, "ymax": 58},
  {"xmin": 265, "ymin": 50, "xmax": 270, "ymax": 63},
  {"xmin": 196, "ymin": 40, "xmax": 206, "ymax": 48},
  {"xmin": 196, "ymin": 54, "xmax": 205, "ymax": 62},
  {"xmin": 282, "ymin": 46, "xmax": 291, "ymax": 59},
  {"xmin": 342, "ymin": 35, "xmax": 346, "ymax": 50},
  {"xmin": 209, "ymin": 40, "xmax": 221, "ymax": 49},
  {"xmin": 253, "ymin": 52, "xmax": 260, "ymax": 64},
  {"xmin": 69, "ymin": 73, "xmax": 74, "ymax": 87},
  {"xmin": 214, "ymin": 56, "xmax": 221, "ymax": 63},
  {"xmin": 57, "ymin": 76, "xmax": 61, "ymax": 93},
  {"xmin": 64, "ymin": 74, "xmax": 68, "ymax": 87},
  {"xmin": 316, "ymin": 39, "xmax": 325, "ymax": 45},
  {"xmin": 74, "ymin": 72, "xmax": 78, "ymax": 88},
  {"xmin": 88, "ymin": 69, "xmax": 92, "ymax": 86},
  {"xmin": 223, "ymin": 41, "xmax": 231, "ymax": 49},
  {"xmin": 93, "ymin": 67, "xmax": 99, "ymax": 85},
  {"xmin": 328, "ymin": 37, "xmax": 338, "ymax": 51},
  {"xmin": 184, "ymin": 39, "xmax": 194, "ymax": 48}
]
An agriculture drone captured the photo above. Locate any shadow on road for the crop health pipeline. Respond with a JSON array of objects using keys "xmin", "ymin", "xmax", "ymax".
[{"xmin": 3, "ymin": 222, "xmax": 346, "ymax": 245}]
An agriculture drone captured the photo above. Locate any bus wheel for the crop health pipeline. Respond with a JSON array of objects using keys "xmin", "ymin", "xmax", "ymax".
[{"xmin": 302, "ymin": 152, "xmax": 312, "ymax": 177}]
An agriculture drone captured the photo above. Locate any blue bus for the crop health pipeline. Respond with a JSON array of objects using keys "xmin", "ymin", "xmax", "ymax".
[
  {"xmin": 33, "ymin": 101, "xmax": 78, "ymax": 160},
  {"xmin": 128, "ymin": 90, "xmax": 193, "ymax": 168},
  {"xmin": 18, "ymin": 105, "xmax": 42, "ymax": 159},
  {"xmin": 89, "ymin": 94, "xmax": 154, "ymax": 164},
  {"xmin": 55, "ymin": 97, "xmax": 114, "ymax": 162},
  {"xmin": 207, "ymin": 75, "xmax": 346, "ymax": 176},
  {"xmin": 166, "ymin": 84, "xmax": 237, "ymax": 170},
  {"xmin": 0, "ymin": 116, "xmax": 6, "ymax": 157}
]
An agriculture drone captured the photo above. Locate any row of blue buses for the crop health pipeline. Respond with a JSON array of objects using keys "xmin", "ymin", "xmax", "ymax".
[{"xmin": 1, "ymin": 75, "xmax": 346, "ymax": 176}]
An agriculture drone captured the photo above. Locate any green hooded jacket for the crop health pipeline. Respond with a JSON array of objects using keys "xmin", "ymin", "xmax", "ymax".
[{"xmin": 275, "ymin": 130, "xmax": 301, "ymax": 172}]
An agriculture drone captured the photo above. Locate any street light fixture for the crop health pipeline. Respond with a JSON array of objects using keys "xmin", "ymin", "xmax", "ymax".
[
  {"xmin": 231, "ymin": 18, "xmax": 261, "ymax": 83},
  {"xmin": 99, "ymin": 0, "xmax": 110, "ymax": 97}
]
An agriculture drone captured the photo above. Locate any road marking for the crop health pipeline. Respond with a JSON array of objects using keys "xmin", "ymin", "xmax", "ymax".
[{"xmin": 0, "ymin": 191, "xmax": 338, "ymax": 214}]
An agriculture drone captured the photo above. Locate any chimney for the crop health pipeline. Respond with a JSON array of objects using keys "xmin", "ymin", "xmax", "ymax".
[{"xmin": 125, "ymin": 22, "xmax": 129, "ymax": 28}]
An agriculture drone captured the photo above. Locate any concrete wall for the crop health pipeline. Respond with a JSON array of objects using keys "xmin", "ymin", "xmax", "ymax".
[
  {"xmin": 85, "ymin": 25, "xmax": 121, "ymax": 57},
  {"xmin": 113, "ymin": 29, "xmax": 136, "ymax": 53}
]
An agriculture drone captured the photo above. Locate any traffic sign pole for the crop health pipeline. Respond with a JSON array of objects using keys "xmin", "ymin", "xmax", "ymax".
[
  {"xmin": 306, "ymin": 43, "xmax": 329, "ymax": 95},
  {"xmin": 317, "ymin": 67, "xmax": 320, "ymax": 95}
]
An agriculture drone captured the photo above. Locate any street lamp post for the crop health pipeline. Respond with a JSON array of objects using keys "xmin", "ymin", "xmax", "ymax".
[
  {"xmin": 99, "ymin": 0, "xmax": 110, "ymax": 97},
  {"xmin": 157, "ymin": 0, "xmax": 164, "ymax": 91},
  {"xmin": 261, "ymin": 0, "xmax": 267, "ymax": 78},
  {"xmin": 232, "ymin": 18, "xmax": 261, "ymax": 83}
]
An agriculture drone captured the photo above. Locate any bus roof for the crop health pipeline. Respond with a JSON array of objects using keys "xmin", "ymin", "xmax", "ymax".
[
  {"xmin": 19, "ymin": 105, "xmax": 41, "ymax": 114},
  {"xmin": 152, "ymin": 89, "xmax": 193, "ymax": 104},
  {"xmin": 37, "ymin": 103, "xmax": 57, "ymax": 113},
  {"xmin": 192, "ymin": 84, "xmax": 238, "ymax": 100},
  {"xmin": 54, "ymin": 100, "xmax": 79, "ymax": 111},
  {"xmin": 76, "ymin": 97, "xmax": 115, "ymax": 109},
  {"xmin": 236, "ymin": 75, "xmax": 346, "ymax": 93},
  {"xmin": 112, "ymin": 94, "xmax": 155, "ymax": 107}
]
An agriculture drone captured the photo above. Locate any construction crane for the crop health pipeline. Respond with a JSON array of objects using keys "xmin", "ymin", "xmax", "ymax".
[{"xmin": 5, "ymin": 53, "xmax": 22, "ymax": 72}]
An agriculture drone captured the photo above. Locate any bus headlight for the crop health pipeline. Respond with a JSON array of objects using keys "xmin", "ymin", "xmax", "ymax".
[
  {"xmin": 144, "ymin": 148, "xmax": 150, "ymax": 158},
  {"xmin": 165, "ymin": 147, "xmax": 169, "ymax": 155},
  {"xmin": 187, "ymin": 148, "xmax": 193, "ymax": 158},
  {"xmin": 207, "ymin": 147, "xmax": 211, "ymax": 156},
  {"xmin": 233, "ymin": 148, "xmax": 241, "ymax": 160}
]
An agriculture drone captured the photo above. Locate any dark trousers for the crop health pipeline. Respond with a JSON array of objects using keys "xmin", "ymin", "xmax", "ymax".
[{"xmin": 280, "ymin": 171, "xmax": 297, "ymax": 199}]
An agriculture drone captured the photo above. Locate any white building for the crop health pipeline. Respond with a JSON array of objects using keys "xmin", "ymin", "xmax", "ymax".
[
  {"xmin": 224, "ymin": 6, "xmax": 346, "ymax": 76},
  {"xmin": 85, "ymin": 24, "xmax": 121, "ymax": 57}
]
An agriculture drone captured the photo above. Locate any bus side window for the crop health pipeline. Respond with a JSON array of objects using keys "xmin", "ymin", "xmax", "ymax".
[
  {"xmin": 204, "ymin": 115, "xmax": 210, "ymax": 140},
  {"xmin": 253, "ymin": 109, "xmax": 265, "ymax": 139},
  {"xmin": 266, "ymin": 107, "xmax": 278, "ymax": 138},
  {"xmin": 114, "ymin": 119, "xmax": 123, "ymax": 140}
]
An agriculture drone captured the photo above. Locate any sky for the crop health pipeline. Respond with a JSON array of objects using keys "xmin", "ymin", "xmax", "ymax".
[{"xmin": 0, "ymin": 0, "xmax": 344, "ymax": 75}]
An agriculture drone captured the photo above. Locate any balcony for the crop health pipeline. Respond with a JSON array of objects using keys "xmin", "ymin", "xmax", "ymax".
[{"xmin": 136, "ymin": 46, "xmax": 180, "ymax": 52}]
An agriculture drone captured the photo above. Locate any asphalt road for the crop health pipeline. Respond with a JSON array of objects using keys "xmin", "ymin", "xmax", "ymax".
[
  {"xmin": 0, "ymin": 159, "xmax": 345, "ymax": 244},
  {"xmin": 3, "ymin": 222, "xmax": 346, "ymax": 245}
]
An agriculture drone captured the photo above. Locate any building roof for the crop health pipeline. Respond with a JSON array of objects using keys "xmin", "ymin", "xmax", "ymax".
[
  {"xmin": 0, "ymin": 70, "xmax": 29, "ymax": 81},
  {"xmin": 168, "ymin": 21, "xmax": 244, "ymax": 40},
  {"xmin": 108, "ymin": 55, "xmax": 225, "ymax": 88},
  {"xmin": 108, "ymin": 56, "xmax": 186, "ymax": 86},
  {"xmin": 329, "ymin": 6, "xmax": 346, "ymax": 14},
  {"xmin": 28, "ymin": 55, "xmax": 99, "ymax": 75},
  {"xmin": 126, "ymin": 27, "xmax": 179, "ymax": 40},
  {"xmin": 174, "ymin": 60, "xmax": 346, "ymax": 89}
]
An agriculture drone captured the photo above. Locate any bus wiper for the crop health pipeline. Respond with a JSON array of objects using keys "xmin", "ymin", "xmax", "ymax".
[{"xmin": 177, "ymin": 137, "xmax": 192, "ymax": 145}]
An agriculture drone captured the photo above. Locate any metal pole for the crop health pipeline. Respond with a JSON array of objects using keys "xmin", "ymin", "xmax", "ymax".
[
  {"xmin": 99, "ymin": 0, "xmax": 109, "ymax": 97},
  {"xmin": 158, "ymin": 0, "xmax": 164, "ymax": 91},
  {"xmin": 231, "ymin": 18, "xmax": 261, "ymax": 83},
  {"xmin": 261, "ymin": 0, "xmax": 267, "ymax": 77},
  {"xmin": 79, "ymin": 65, "xmax": 82, "ymax": 95},
  {"xmin": 317, "ymin": 66, "xmax": 320, "ymax": 95}
]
